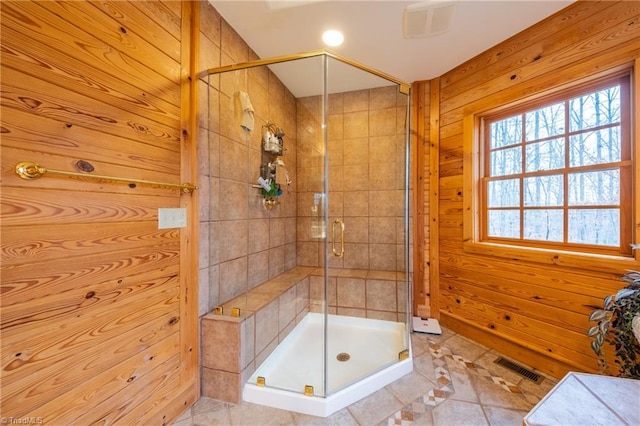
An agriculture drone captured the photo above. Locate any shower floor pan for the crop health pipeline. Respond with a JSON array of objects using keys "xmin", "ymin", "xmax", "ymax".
[{"xmin": 244, "ymin": 312, "xmax": 412, "ymax": 417}]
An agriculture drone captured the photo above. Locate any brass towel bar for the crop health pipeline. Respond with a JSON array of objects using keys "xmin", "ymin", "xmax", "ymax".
[{"xmin": 15, "ymin": 161, "xmax": 197, "ymax": 194}]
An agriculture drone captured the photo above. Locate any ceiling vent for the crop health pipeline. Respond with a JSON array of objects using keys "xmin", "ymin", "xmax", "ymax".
[{"xmin": 403, "ymin": 1, "xmax": 456, "ymax": 39}]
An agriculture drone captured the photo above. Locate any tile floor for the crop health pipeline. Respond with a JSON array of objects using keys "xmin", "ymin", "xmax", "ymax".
[{"xmin": 173, "ymin": 326, "xmax": 558, "ymax": 425}]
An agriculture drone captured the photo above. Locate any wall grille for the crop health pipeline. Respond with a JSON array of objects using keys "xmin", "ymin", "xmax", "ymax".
[{"xmin": 494, "ymin": 357, "xmax": 544, "ymax": 384}]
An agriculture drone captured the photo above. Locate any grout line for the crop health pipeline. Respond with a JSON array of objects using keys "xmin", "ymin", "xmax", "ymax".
[
  {"xmin": 383, "ymin": 333, "xmax": 535, "ymax": 425},
  {"xmin": 181, "ymin": 329, "xmax": 544, "ymax": 426},
  {"xmin": 574, "ymin": 374, "xmax": 631, "ymax": 426}
]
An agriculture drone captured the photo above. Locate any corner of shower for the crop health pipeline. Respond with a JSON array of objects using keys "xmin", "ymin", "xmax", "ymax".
[{"xmin": 203, "ymin": 50, "xmax": 413, "ymax": 417}]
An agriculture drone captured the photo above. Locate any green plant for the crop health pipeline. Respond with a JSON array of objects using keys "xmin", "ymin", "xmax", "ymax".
[
  {"xmin": 588, "ymin": 269, "xmax": 640, "ymax": 379},
  {"xmin": 261, "ymin": 182, "xmax": 280, "ymax": 198}
]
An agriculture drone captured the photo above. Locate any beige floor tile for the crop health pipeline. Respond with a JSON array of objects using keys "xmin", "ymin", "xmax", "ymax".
[
  {"xmin": 192, "ymin": 396, "xmax": 231, "ymax": 415},
  {"xmin": 413, "ymin": 327, "xmax": 457, "ymax": 345},
  {"xmin": 409, "ymin": 410, "xmax": 435, "ymax": 426},
  {"xmin": 432, "ymin": 399, "xmax": 489, "ymax": 426},
  {"xmin": 412, "ymin": 351, "xmax": 437, "ymax": 380},
  {"xmin": 346, "ymin": 388, "xmax": 404, "ymax": 425},
  {"xmin": 447, "ymin": 365, "xmax": 480, "ymax": 403},
  {"xmin": 228, "ymin": 401, "xmax": 296, "ymax": 425},
  {"xmin": 386, "ymin": 370, "xmax": 438, "ymax": 405},
  {"xmin": 193, "ymin": 406, "xmax": 232, "ymax": 425},
  {"xmin": 471, "ymin": 374, "xmax": 534, "ymax": 411},
  {"xmin": 441, "ymin": 334, "xmax": 489, "ymax": 362},
  {"xmin": 410, "ymin": 334, "xmax": 430, "ymax": 357},
  {"xmin": 517, "ymin": 374, "xmax": 558, "ymax": 402},
  {"xmin": 483, "ymin": 406, "xmax": 529, "ymax": 426},
  {"xmin": 292, "ymin": 408, "xmax": 358, "ymax": 425}
]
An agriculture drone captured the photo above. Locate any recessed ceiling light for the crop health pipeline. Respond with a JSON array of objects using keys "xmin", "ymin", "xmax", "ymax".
[{"xmin": 322, "ymin": 30, "xmax": 344, "ymax": 47}]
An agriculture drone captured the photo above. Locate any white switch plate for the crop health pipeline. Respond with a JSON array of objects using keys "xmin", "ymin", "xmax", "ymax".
[{"xmin": 158, "ymin": 208, "xmax": 187, "ymax": 229}]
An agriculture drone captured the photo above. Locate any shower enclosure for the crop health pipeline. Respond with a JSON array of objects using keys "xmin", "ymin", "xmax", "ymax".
[{"xmin": 203, "ymin": 50, "xmax": 412, "ymax": 417}]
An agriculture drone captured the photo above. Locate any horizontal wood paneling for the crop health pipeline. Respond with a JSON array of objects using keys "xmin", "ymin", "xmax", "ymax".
[
  {"xmin": 2, "ymin": 109, "xmax": 180, "ymax": 175},
  {"xmin": 1, "ymin": 1, "xmax": 181, "ymax": 98},
  {"xmin": 132, "ymin": 1, "xmax": 183, "ymax": 39},
  {"xmin": 1, "ymin": 189, "xmax": 179, "ymax": 228},
  {"xmin": 439, "ymin": 291, "xmax": 595, "ymax": 368},
  {"xmin": 88, "ymin": 1, "xmax": 182, "ymax": 62},
  {"xmin": 68, "ymin": 355, "xmax": 181, "ymax": 425},
  {"xmin": 440, "ymin": 2, "xmax": 623, "ymax": 98},
  {"xmin": 440, "ymin": 265, "xmax": 606, "ymax": 315},
  {"xmin": 0, "ymin": 42, "xmax": 181, "ymax": 126},
  {"xmin": 1, "ymin": 245, "xmax": 180, "ymax": 307},
  {"xmin": 0, "ymin": 0, "xmax": 197, "ymax": 422},
  {"xmin": 419, "ymin": 0, "xmax": 640, "ymax": 378},
  {"xmin": 1, "ymin": 66, "xmax": 181, "ymax": 144},
  {"xmin": 1, "ymin": 268, "xmax": 179, "ymax": 333},
  {"xmin": 26, "ymin": 334, "xmax": 180, "ymax": 424},
  {"xmin": 2, "ymin": 223, "xmax": 177, "ymax": 266},
  {"xmin": 1, "ymin": 280, "xmax": 180, "ymax": 414},
  {"xmin": 441, "ymin": 313, "xmax": 577, "ymax": 378}
]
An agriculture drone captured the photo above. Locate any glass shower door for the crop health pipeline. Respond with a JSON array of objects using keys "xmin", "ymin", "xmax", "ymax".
[
  {"xmin": 209, "ymin": 51, "xmax": 412, "ymax": 411},
  {"xmin": 323, "ymin": 56, "xmax": 412, "ymax": 396},
  {"xmin": 290, "ymin": 54, "xmax": 330, "ymax": 398}
]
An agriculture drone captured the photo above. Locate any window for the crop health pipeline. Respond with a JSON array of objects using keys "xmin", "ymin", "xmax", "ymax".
[{"xmin": 480, "ymin": 73, "xmax": 633, "ymax": 257}]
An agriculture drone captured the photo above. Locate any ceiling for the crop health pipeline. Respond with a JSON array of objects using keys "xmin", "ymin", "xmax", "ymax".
[{"xmin": 209, "ymin": 0, "xmax": 575, "ymax": 97}]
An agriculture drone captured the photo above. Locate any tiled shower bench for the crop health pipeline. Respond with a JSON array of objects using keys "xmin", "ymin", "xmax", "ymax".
[
  {"xmin": 200, "ymin": 266, "xmax": 407, "ymax": 403},
  {"xmin": 201, "ymin": 267, "xmax": 314, "ymax": 403}
]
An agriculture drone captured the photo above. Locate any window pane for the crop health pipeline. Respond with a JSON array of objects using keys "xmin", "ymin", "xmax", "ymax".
[
  {"xmin": 482, "ymin": 75, "xmax": 629, "ymax": 253},
  {"xmin": 569, "ymin": 85, "xmax": 620, "ymax": 132},
  {"xmin": 524, "ymin": 209, "xmax": 563, "ymax": 242},
  {"xmin": 490, "ymin": 116, "xmax": 522, "ymax": 148},
  {"xmin": 568, "ymin": 209, "xmax": 619, "ymax": 246},
  {"xmin": 524, "ymin": 175, "xmax": 563, "ymax": 206},
  {"xmin": 488, "ymin": 178, "xmax": 519, "ymax": 207},
  {"xmin": 490, "ymin": 146, "xmax": 521, "ymax": 176},
  {"xmin": 568, "ymin": 170, "xmax": 620, "ymax": 205},
  {"xmin": 488, "ymin": 210, "xmax": 520, "ymax": 238},
  {"xmin": 525, "ymin": 102, "xmax": 565, "ymax": 142},
  {"xmin": 569, "ymin": 127, "xmax": 621, "ymax": 167},
  {"xmin": 525, "ymin": 138, "xmax": 565, "ymax": 172}
]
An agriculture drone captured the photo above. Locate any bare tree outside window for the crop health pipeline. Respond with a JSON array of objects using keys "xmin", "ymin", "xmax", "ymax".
[{"xmin": 482, "ymin": 74, "xmax": 632, "ymax": 255}]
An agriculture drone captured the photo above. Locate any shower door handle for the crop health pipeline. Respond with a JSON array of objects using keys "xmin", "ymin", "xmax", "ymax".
[{"xmin": 332, "ymin": 219, "xmax": 345, "ymax": 257}]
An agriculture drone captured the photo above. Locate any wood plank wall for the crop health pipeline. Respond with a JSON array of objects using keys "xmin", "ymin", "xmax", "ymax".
[
  {"xmin": 1, "ymin": 1, "xmax": 199, "ymax": 423},
  {"xmin": 415, "ymin": 0, "xmax": 640, "ymax": 378},
  {"xmin": 412, "ymin": 82, "xmax": 430, "ymax": 316}
]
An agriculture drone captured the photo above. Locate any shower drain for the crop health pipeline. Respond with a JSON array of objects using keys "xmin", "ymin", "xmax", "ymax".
[{"xmin": 336, "ymin": 352, "xmax": 350, "ymax": 362}]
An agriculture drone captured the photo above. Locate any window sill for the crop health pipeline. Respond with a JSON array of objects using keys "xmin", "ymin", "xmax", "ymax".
[{"xmin": 463, "ymin": 241, "xmax": 639, "ymax": 275}]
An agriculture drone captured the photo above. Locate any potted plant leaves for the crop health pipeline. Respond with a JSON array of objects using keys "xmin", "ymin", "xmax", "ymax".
[{"xmin": 588, "ymin": 263, "xmax": 640, "ymax": 379}]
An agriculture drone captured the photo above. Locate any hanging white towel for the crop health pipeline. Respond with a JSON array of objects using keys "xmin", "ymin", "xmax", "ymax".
[{"xmin": 234, "ymin": 91, "xmax": 254, "ymax": 132}]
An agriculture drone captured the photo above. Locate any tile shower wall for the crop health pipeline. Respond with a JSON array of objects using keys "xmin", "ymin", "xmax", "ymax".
[
  {"xmin": 309, "ymin": 268, "xmax": 408, "ymax": 322},
  {"xmin": 296, "ymin": 87, "xmax": 408, "ymax": 271},
  {"xmin": 198, "ymin": 3, "xmax": 298, "ymax": 317}
]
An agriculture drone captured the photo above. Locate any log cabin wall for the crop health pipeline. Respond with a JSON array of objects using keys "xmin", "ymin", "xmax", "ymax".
[
  {"xmin": 412, "ymin": 81, "xmax": 432, "ymax": 317},
  {"xmin": 1, "ymin": 1, "xmax": 199, "ymax": 423},
  {"xmin": 415, "ymin": 0, "xmax": 640, "ymax": 379}
]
